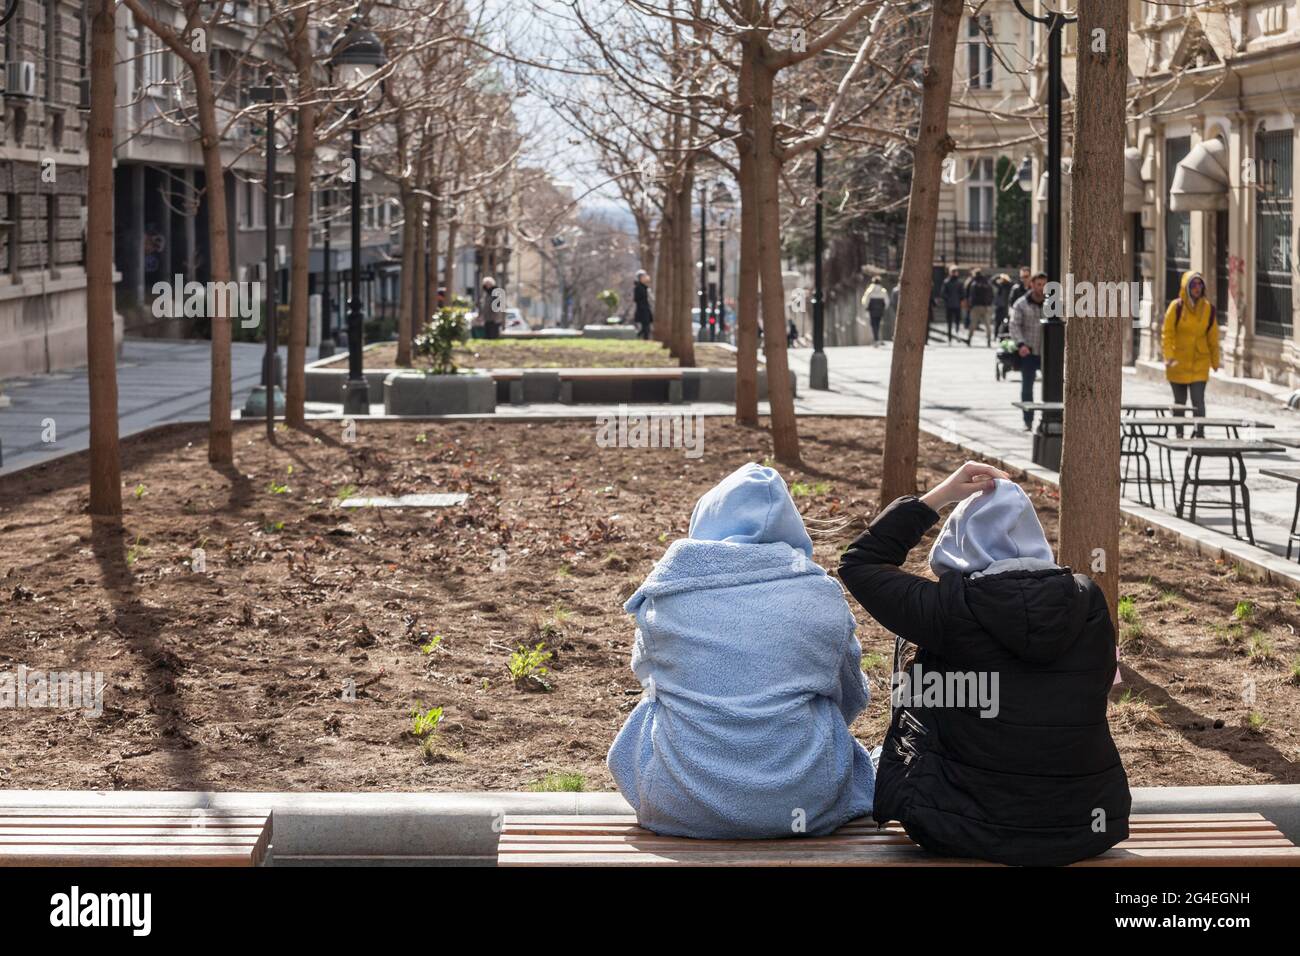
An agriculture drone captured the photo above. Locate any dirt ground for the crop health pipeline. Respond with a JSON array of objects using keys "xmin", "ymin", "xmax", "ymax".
[
  {"xmin": 320, "ymin": 339, "xmax": 736, "ymax": 371},
  {"xmin": 1, "ymin": 416, "xmax": 1297, "ymax": 792}
]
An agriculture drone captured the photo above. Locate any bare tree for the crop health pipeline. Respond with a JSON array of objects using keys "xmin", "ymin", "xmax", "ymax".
[
  {"xmin": 878, "ymin": 0, "xmax": 964, "ymax": 503},
  {"xmin": 121, "ymin": 0, "xmax": 269, "ymax": 462},
  {"xmin": 87, "ymin": 0, "xmax": 122, "ymax": 519},
  {"xmin": 1058, "ymin": 1, "xmax": 1128, "ymax": 621}
]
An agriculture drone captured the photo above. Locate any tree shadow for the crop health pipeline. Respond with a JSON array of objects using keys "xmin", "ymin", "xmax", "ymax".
[
  {"xmin": 213, "ymin": 462, "xmax": 255, "ymax": 514},
  {"xmin": 1119, "ymin": 662, "xmax": 1300, "ymax": 782},
  {"xmin": 90, "ymin": 520, "xmax": 208, "ymax": 790}
]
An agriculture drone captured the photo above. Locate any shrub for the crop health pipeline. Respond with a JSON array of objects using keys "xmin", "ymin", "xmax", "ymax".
[
  {"xmin": 529, "ymin": 772, "xmax": 586, "ymax": 792},
  {"xmin": 415, "ymin": 308, "xmax": 469, "ymax": 375},
  {"xmin": 509, "ymin": 642, "xmax": 553, "ymax": 691},
  {"xmin": 596, "ymin": 289, "xmax": 620, "ymax": 315}
]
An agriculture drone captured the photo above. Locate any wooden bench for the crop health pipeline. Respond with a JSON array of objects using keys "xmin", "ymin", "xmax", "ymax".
[
  {"xmin": 497, "ymin": 813, "xmax": 1300, "ymax": 866},
  {"xmin": 0, "ymin": 808, "xmax": 272, "ymax": 866}
]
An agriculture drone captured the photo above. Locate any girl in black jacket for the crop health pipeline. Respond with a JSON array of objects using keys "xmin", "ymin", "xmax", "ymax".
[{"xmin": 839, "ymin": 462, "xmax": 1130, "ymax": 866}]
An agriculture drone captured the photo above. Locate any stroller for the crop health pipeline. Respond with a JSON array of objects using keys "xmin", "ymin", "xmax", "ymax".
[{"xmin": 993, "ymin": 315, "xmax": 1020, "ymax": 380}]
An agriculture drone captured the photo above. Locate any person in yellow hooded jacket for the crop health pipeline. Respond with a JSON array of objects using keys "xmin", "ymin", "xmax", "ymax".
[{"xmin": 1161, "ymin": 271, "xmax": 1220, "ymax": 437}]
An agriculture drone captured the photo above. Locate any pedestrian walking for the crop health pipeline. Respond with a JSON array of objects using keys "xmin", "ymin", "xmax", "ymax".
[
  {"xmin": 1161, "ymin": 271, "xmax": 1220, "ymax": 438},
  {"xmin": 992, "ymin": 272, "xmax": 1013, "ymax": 337},
  {"xmin": 964, "ymin": 269, "xmax": 996, "ymax": 347},
  {"xmin": 1009, "ymin": 265, "xmax": 1032, "ymax": 309},
  {"xmin": 940, "ymin": 266, "xmax": 964, "ymax": 343},
  {"xmin": 479, "ymin": 276, "xmax": 503, "ymax": 339},
  {"xmin": 861, "ymin": 275, "xmax": 889, "ymax": 346},
  {"xmin": 633, "ymin": 270, "xmax": 654, "ymax": 340},
  {"xmin": 1009, "ymin": 272, "xmax": 1048, "ymax": 431}
]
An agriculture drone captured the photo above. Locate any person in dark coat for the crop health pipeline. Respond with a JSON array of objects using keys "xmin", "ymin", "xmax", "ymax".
[
  {"xmin": 1009, "ymin": 265, "xmax": 1032, "ymax": 308},
  {"xmin": 939, "ymin": 266, "xmax": 964, "ymax": 342},
  {"xmin": 479, "ymin": 276, "xmax": 503, "ymax": 339},
  {"xmin": 838, "ymin": 461, "xmax": 1130, "ymax": 867},
  {"xmin": 633, "ymin": 270, "xmax": 654, "ymax": 340}
]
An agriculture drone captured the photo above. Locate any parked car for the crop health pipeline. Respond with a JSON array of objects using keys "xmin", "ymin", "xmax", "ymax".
[{"xmin": 466, "ymin": 307, "xmax": 531, "ymax": 336}]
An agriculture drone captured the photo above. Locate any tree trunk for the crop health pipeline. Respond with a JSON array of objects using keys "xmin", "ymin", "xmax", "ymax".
[
  {"xmin": 735, "ymin": 48, "xmax": 760, "ymax": 427},
  {"xmin": 653, "ymin": 203, "xmax": 673, "ymax": 347},
  {"xmin": 396, "ymin": 186, "xmax": 418, "ymax": 366},
  {"xmin": 673, "ymin": 178, "xmax": 696, "ymax": 366},
  {"xmin": 411, "ymin": 195, "xmax": 427, "ymax": 358},
  {"xmin": 284, "ymin": 10, "xmax": 315, "ymax": 428},
  {"xmin": 878, "ymin": 0, "xmax": 964, "ymax": 504},
  {"xmin": 752, "ymin": 60, "xmax": 798, "ymax": 463},
  {"xmin": 427, "ymin": 191, "xmax": 440, "ymax": 318},
  {"xmin": 443, "ymin": 213, "xmax": 458, "ymax": 304},
  {"xmin": 1058, "ymin": 0, "xmax": 1128, "ymax": 623},
  {"xmin": 86, "ymin": 0, "xmax": 121, "ymax": 519},
  {"xmin": 193, "ymin": 67, "xmax": 234, "ymax": 464}
]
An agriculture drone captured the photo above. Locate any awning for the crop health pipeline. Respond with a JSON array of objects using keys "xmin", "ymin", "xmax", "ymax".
[
  {"xmin": 1124, "ymin": 147, "xmax": 1145, "ymax": 212},
  {"xmin": 1169, "ymin": 136, "xmax": 1229, "ymax": 212}
]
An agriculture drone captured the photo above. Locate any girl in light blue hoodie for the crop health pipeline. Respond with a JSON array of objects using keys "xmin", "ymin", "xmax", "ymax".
[{"xmin": 607, "ymin": 463, "xmax": 875, "ymax": 839}]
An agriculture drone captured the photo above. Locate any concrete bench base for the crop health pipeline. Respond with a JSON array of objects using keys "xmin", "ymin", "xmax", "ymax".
[
  {"xmin": 305, "ymin": 368, "xmax": 390, "ymax": 404},
  {"xmin": 383, "ymin": 372, "xmax": 496, "ymax": 415}
]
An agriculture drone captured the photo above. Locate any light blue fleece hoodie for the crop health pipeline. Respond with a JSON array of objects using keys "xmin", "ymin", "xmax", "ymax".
[{"xmin": 607, "ymin": 463, "xmax": 875, "ymax": 839}]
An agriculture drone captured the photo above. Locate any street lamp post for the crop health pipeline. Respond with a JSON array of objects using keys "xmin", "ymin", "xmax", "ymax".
[
  {"xmin": 245, "ymin": 78, "xmax": 287, "ymax": 433},
  {"xmin": 1013, "ymin": 0, "xmax": 1075, "ymax": 470},
  {"xmin": 810, "ymin": 143, "xmax": 828, "ymax": 389},
  {"xmin": 710, "ymin": 183, "xmax": 734, "ymax": 341},
  {"xmin": 329, "ymin": 14, "xmax": 387, "ymax": 416},
  {"xmin": 320, "ymin": 186, "xmax": 335, "ymax": 358}
]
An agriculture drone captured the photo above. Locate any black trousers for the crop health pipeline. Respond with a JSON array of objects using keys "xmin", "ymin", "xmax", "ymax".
[{"xmin": 1170, "ymin": 379, "xmax": 1206, "ymax": 438}]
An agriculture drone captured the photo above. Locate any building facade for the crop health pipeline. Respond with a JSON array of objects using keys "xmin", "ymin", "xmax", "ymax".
[{"xmin": 0, "ymin": 0, "xmax": 104, "ymax": 379}]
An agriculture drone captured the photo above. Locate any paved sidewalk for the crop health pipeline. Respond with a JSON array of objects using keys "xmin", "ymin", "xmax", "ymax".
[
  {"xmin": 786, "ymin": 341, "xmax": 1300, "ymax": 564},
  {"xmin": 0, "ymin": 339, "xmax": 276, "ymax": 476},
  {"xmin": 8, "ymin": 334, "xmax": 1300, "ymax": 573}
]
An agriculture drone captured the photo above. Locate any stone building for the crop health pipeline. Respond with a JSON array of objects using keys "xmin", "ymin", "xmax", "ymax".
[{"xmin": 0, "ymin": 0, "xmax": 102, "ymax": 379}]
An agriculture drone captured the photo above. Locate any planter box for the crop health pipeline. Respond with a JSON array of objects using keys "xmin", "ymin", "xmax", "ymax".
[
  {"xmin": 383, "ymin": 372, "xmax": 496, "ymax": 415},
  {"xmin": 581, "ymin": 324, "xmax": 638, "ymax": 340}
]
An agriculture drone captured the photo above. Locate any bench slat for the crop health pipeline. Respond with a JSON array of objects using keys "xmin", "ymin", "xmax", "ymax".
[
  {"xmin": 498, "ymin": 813, "xmax": 1299, "ymax": 867},
  {"xmin": 0, "ymin": 808, "xmax": 272, "ymax": 867},
  {"xmin": 0, "ymin": 816, "xmax": 271, "ymax": 829},
  {"xmin": 500, "ymin": 830, "xmax": 1291, "ymax": 851}
]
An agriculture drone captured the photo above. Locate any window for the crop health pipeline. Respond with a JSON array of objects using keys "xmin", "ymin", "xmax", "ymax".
[
  {"xmin": 1262, "ymin": 2, "xmax": 1286, "ymax": 36},
  {"xmin": 46, "ymin": 193, "xmax": 58, "ymax": 272},
  {"xmin": 1164, "ymin": 136, "xmax": 1191, "ymax": 307},
  {"xmin": 137, "ymin": 29, "xmax": 170, "ymax": 96},
  {"xmin": 45, "ymin": 0, "xmax": 58, "ymax": 103},
  {"xmin": 1255, "ymin": 128, "xmax": 1292, "ymax": 337},
  {"xmin": 967, "ymin": 158, "xmax": 995, "ymax": 228},
  {"xmin": 3, "ymin": 192, "xmax": 21, "ymax": 277},
  {"xmin": 240, "ymin": 178, "xmax": 264, "ymax": 230},
  {"xmin": 967, "ymin": 16, "xmax": 994, "ymax": 89}
]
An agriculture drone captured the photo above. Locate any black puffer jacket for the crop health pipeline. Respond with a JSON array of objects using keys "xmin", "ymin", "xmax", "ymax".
[{"xmin": 839, "ymin": 496, "xmax": 1130, "ymax": 866}]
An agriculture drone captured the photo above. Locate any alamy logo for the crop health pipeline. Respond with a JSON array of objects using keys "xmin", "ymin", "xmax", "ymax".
[
  {"xmin": 595, "ymin": 404, "xmax": 705, "ymax": 459},
  {"xmin": 0, "ymin": 666, "xmax": 104, "ymax": 717},
  {"xmin": 892, "ymin": 663, "xmax": 1000, "ymax": 718},
  {"xmin": 1043, "ymin": 277, "xmax": 1152, "ymax": 325},
  {"xmin": 49, "ymin": 886, "xmax": 151, "ymax": 936},
  {"xmin": 151, "ymin": 274, "xmax": 262, "ymax": 328}
]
